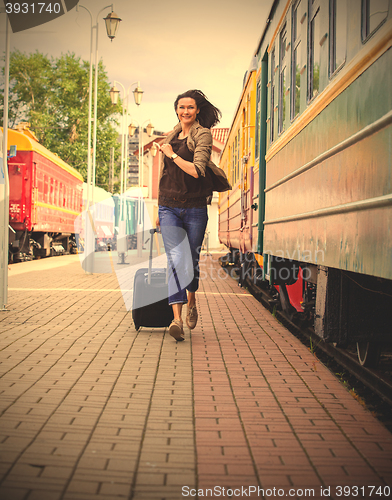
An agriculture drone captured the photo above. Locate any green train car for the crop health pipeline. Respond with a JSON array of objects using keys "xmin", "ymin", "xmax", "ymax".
[{"xmin": 219, "ymin": 0, "xmax": 392, "ymax": 366}]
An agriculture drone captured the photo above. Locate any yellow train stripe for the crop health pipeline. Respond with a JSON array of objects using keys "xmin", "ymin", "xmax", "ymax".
[
  {"xmin": 268, "ymin": 0, "xmax": 291, "ymax": 54},
  {"xmin": 35, "ymin": 201, "xmax": 81, "ymax": 216}
]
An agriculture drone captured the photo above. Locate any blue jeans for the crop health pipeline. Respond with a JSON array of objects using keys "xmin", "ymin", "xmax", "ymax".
[{"xmin": 158, "ymin": 205, "xmax": 208, "ymax": 305}]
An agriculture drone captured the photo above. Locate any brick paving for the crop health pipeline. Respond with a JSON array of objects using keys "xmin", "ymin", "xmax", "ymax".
[{"xmin": 0, "ymin": 253, "xmax": 391, "ymax": 500}]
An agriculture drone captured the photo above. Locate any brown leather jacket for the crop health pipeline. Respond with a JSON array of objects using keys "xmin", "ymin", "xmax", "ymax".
[{"xmin": 158, "ymin": 121, "xmax": 231, "ymax": 194}]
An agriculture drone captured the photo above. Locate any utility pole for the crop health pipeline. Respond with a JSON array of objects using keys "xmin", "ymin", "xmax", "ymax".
[{"xmin": 110, "ymin": 147, "xmax": 114, "ymax": 193}]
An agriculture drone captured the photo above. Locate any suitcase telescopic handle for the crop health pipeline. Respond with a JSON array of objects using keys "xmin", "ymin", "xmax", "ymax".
[{"xmin": 148, "ymin": 228, "xmax": 158, "ymax": 285}]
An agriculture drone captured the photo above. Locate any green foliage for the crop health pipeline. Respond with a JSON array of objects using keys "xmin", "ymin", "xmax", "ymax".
[
  {"xmin": 1, "ymin": 50, "xmax": 122, "ymax": 191},
  {"xmin": 294, "ymin": 64, "xmax": 301, "ymax": 117},
  {"xmin": 312, "ymin": 63, "xmax": 320, "ymax": 98}
]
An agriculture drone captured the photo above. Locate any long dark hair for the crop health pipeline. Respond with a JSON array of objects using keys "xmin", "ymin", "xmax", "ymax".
[{"xmin": 174, "ymin": 89, "xmax": 221, "ymax": 129}]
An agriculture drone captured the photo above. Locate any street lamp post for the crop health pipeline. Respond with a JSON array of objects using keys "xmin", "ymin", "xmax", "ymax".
[
  {"xmin": 76, "ymin": 4, "xmax": 121, "ymax": 273},
  {"xmin": 92, "ymin": 10, "xmax": 121, "ymax": 203},
  {"xmin": 128, "ymin": 120, "xmax": 154, "ymax": 257},
  {"xmin": 109, "ymin": 81, "xmax": 143, "ymax": 264},
  {"xmin": 149, "ymin": 142, "xmax": 159, "ymax": 200},
  {"xmin": 0, "ymin": 9, "xmax": 10, "ymax": 311},
  {"xmin": 109, "ymin": 82, "xmax": 143, "ymax": 199}
]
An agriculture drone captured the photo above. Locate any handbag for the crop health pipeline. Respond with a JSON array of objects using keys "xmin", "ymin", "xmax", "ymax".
[{"xmin": 206, "ymin": 160, "xmax": 232, "ymax": 193}]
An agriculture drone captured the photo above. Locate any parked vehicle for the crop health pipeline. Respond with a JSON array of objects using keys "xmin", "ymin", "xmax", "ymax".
[{"xmin": 6, "ymin": 126, "xmax": 83, "ymax": 262}]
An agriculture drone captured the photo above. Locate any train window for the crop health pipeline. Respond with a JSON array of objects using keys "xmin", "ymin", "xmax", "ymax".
[
  {"xmin": 242, "ymin": 108, "xmax": 247, "ymax": 161},
  {"xmin": 246, "ymin": 95, "xmax": 251, "ymax": 153},
  {"xmin": 329, "ymin": 0, "xmax": 347, "ymax": 75},
  {"xmin": 61, "ymin": 183, "xmax": 66, "ymax": 207},
  {"xmin": 55, "ymin": 180, "xmax": 58, "ymax": 207},
  {"xmin": 362, "ymin": 0, "xmax": 389, "ymax": 40},
  {"xmin": 291, "ymin": 0, "xmax": 302, "ymax": 119},
  {"xmin": 255, "ymin": 80, "xmax": 261, "ymax": 160},
  {"xmin": 50, "ymin": 178, "xmax": 54, "ymax": 205},
  {"xmin": 237, "ymin": 130, "xmax": 240, "ymax": 181},
  {"xmin": 230, "ymin": 145, "xmax": 234, "ymax": 184},
  {"xmin": 308, "ymin": 0, "xmax": 321, "ymax": 101},
  {"xmin": 44, "ymin": 175, "xmax": 48, "ymax": 203},
  {"xmin": 231, "ymin": 139, "xmax": 236, "ymax": 183},
  {"xmin": 232, "ymin": 142, "xmax": 235, "ymax": 184},
  {"xmin": 234, "ymin": 137, "xmax": 237, "ymax": 184},
  {"xmin": 279, "ymin": 23, "xmax": 287, "ymax": 134},
  {"xmin": 229, "ymin": 146, "xmax": 233, "ymax": 184},
  {"xmin": 224, "ymin": 160, "xmax": 228, "ymax": 184},
  {"xmin": 270, "ymin": 48, "xmax": 276, "ymax": 143}
]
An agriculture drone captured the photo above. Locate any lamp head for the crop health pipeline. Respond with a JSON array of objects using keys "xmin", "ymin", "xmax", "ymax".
[
  {"xmin": 146, "ymin": 122, "xmax": 155, "ymax": 137},
  {"xmin": 128, "ymin": 123, "xmax": 137, "ymax": 137},
  {"xmin": 104, "ymin": 12, "xmax": 122, "ymax": 41},
  {"xmin": 133, "ymin": 84, "xmax": 144, "ymax": 106},
  {"xmin": 109, "ymin": 85, "xmax": 120, "ymax": 105}
]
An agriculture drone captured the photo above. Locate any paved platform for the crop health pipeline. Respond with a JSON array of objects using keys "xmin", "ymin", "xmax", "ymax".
[{"xmin": 0, "ymin": 253, "xmax": 391, "ymax": 500}]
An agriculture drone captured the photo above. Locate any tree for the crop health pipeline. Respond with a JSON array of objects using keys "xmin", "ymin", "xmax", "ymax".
[{"xmin": 0, "ymin": 50, "xmax": 122, "ymax": 192}]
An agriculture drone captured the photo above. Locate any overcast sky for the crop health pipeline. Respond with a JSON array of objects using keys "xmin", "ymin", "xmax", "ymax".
[{"xmin": 1, "ymin": 0, "xmax": 273, "ymax": 133}]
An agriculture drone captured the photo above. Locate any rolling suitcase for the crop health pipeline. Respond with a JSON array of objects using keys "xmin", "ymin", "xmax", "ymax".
[{"xmin": 132, "ymin": 228, "xmax": 174, "ymax": 331}]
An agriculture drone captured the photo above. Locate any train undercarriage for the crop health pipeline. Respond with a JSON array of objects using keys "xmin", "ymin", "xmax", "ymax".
[
  {"xmin": 8, "ymin": 228, "xmax": 77, "ymax": 263},
  {"xmin": 220, "ymin": 250, "xmax": 392, "ymax": 369}
]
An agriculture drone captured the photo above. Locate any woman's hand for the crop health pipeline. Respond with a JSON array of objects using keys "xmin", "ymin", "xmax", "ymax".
[
  {"xmin": 160, "ymin": 142, "xmax": 198, "ymax": 178},
  {"xmin": 160, "ymin": 143, "xmax": 174, "ymax": 158},
  {"xmin": 155, "ymin": 216, "xmax": 160, "ymax": 231}
]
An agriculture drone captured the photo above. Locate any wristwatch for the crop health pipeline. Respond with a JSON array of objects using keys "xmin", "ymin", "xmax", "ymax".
[{"xmin": 171, "ymin": 153, "xmax": 179, "ymax": 161}]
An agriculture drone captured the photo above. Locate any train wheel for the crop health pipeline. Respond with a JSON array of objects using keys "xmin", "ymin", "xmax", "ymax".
[{"xmin": 356, "ymin": 342, "xmax": 381, "ymax": 368}]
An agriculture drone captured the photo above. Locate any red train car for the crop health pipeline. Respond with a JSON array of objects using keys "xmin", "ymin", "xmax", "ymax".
[{"xmin": 5, "ymin": 125, "xmax": 83, "ymax": 262}]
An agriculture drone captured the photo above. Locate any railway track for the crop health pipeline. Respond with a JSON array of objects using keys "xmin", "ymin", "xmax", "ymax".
[{"xmin": 222, "ymin": 263, "xmax": 392, "ymax": 430}]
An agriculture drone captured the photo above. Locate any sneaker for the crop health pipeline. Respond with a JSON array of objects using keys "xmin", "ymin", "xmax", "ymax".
[
  {"xmin": 186, "ymin": 305, "xmax": 198, "ymax": 330},
  {"xmin": 169, "ymin": 319, "xmax": 184, "ymax": 341}
]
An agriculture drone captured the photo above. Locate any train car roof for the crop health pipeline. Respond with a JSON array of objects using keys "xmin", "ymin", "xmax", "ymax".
[
  {"xmin": 221, "ymin": 0, "xmax": 278, "ymax": 154},
  {"xmin": 253, "ymin": 0, "xmax": 279, "ymax": 56},
  {"xmin": 2, "ymin": 127, "xmax": 83, "ymax": 182},
  {"xmin": 221, "ymin": 61, "xmax": 257, "ymax": 157},
  {"xmin": 83, "ymin": 184, "xmax": 114, "ymax": 204}
]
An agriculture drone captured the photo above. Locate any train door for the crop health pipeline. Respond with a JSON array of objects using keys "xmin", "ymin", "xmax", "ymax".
[
  {"xmin": 239, "ymin": 158, "xmax": 244, "ymax": 254},
  {"xmin": 249, "ymin": 165, "xmax": 254, "ymax": 251},
  {"xmin": 257, "ymin": 50, "xmax": 268, "ymax": 265},
  {"xmin": 22, "ymin": 160, "xmax": 29, "ymax": 230},
  {"xmin": 31, "ymin": 162, "xmax": 37, "ymax": 225},
  {"xmin": 8, "ymin": 157, "xmax": 26, "ymax": 230}
]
